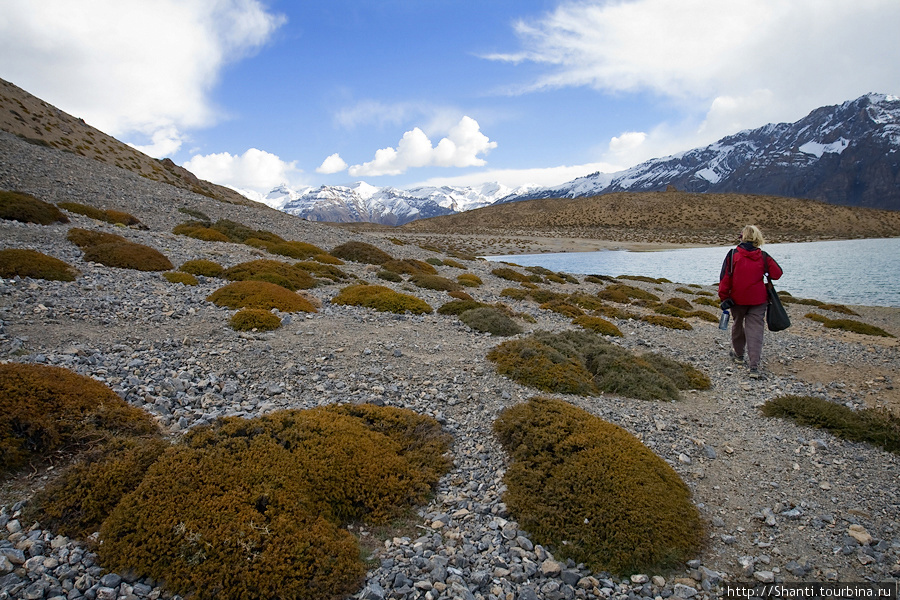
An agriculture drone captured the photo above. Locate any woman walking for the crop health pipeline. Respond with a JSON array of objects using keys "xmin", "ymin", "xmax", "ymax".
[{"xmin": 718, "ymin": 225, "xmax": 783, "ymax": 379}]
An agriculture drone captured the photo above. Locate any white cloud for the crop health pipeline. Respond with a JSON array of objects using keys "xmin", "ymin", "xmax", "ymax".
[
  {"xmin": 184, "ymin": 148, "xmax": 298, "ymax": 193},
  {"xmin": 349, "ymin": 116, "xmax": 498, "ymax": 177},
  {"xmin": 317, "ymin": 153, "xmax": 349, "ymax": 174},
  {"xmin": 0, "ymin": 0, "xmax": 285, "ymax": 157},
  {"xmin": 489, "ymin": 0, "xmax": 900, "ymax": 166}
]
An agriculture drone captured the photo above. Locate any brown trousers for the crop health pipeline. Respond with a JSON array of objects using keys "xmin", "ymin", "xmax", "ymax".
[{"xmin": 731, "ymin": 303, "xmax": 767, "ymax": 369}]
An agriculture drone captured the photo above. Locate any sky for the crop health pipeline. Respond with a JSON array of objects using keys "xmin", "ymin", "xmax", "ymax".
[{"xmin": 2, "ymin": 0, "xmax": 899, "ymax": 196}]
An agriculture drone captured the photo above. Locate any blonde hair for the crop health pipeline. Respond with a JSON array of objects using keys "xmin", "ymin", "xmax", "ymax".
[{"xmin": 740, "ymin": 225, "xmax": 765, "ymax": 248}]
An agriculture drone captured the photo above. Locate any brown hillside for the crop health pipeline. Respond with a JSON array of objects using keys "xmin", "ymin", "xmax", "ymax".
[
  {"xmin": 398, "ymin": 189, "xmax": 900, "ymax": 249},
  {"xmin": 0, "ymin": 77, "xmax": 253, "ymax": 207}
]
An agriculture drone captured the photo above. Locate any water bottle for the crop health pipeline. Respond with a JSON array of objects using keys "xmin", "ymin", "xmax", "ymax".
[{"xmin": 718, "ymin": 309, "xmax": 730, "ymax": 330}]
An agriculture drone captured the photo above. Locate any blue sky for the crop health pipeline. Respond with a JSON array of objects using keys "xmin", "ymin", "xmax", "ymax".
[{"xmin": 2, "ymin": 0, "xmax": 900, "ymax": 195}]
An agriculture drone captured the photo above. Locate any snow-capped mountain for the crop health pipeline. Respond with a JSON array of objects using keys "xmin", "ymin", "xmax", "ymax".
[
  {"xmin": 239, "ymin": 181, "xmax": 540, "ymax": 225},
  {"xmin": 238, "ymin": 93, "xmax": 900, "ymax": 223},
  {"xmin": 515, "ymin": 93, "xmax": 900, "ymax": 211}
]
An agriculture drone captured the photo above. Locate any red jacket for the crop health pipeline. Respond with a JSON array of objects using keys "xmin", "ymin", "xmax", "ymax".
[{"xmin": 718, "ymin": 243, "xmax": 783, "ymax": 306}]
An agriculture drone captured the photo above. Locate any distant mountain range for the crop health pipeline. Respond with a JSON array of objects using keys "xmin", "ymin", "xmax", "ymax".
[{"xmin": 239, "ymin": 93, "xmax": 900, "ymax": 222}]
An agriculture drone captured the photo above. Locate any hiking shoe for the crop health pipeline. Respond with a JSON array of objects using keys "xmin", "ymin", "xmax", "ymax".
[
  {"xmin": 749, "ymin": 368, "xmax": 764, "ymax": 380},
  {"xmin": 729, "ymin": 351, "xmax": 744, "ymax": 364}
]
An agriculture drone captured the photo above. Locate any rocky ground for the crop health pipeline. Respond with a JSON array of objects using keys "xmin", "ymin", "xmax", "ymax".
[{"xmin": 2, "ymin": 130, "xmax": 900, "ymax": 600}]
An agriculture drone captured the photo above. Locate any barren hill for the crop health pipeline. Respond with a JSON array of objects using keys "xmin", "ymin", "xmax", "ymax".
[
  {"xmin": 0, "ymin": 77, "xmax": 252, "ymax": 207},
  {"xmin": 387, "ymin": 188, "xmax": 900, "ymax": 254}
]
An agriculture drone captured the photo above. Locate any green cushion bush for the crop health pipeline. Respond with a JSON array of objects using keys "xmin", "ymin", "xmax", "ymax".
[
  {"xmin": 457, "ymin": 273, "xmax": 482, "ymax": 287},
  {"xmin": 67, "ymin": 227, "xmax": 173, "ymax": 271},
  {"xmin": 178, "ymin": 259, "xmax": 224, "ymax": 278},
  {"xmin": 96, "ymin": 405, "xmax": 451, "ymax": 600},
  {"xmin": 331, "ymin": 284, "xmax": 432, "ymax": 314},
  {"xmin": 1, "ymin": 363, "xmax": 158, "ymax": 476},
  {"xmin": 223, "ymin": 259, "xmax": 316, "ymax": 291},
  {"xmin": 487, "ymin": 330, "xmax": 708, "ymax": 401},
  {"xmin": 229, "ymin": 308, "xmax": 282, "ymax": 331},
  {"xmin": 665, "ymin": 297, "xmax": 693, "ymax": 310},
  {"xmin": 438, "ymin": 299, "xmax": 486, "ymax": 316},
  {"xmin": 641, "ymin": 314, "xmax": 693, "ymax": 330},
  {"xmin": 382, "ymin": 258, "xmax": 437, "ymax": 275},
  {"xmin": 459, "ymin": 307, "xmax": 522, "ymax": 336},
  {"xmin": 294, "ymin": 260, "xmax": 350, "ymax": 282},
  {"xmin": 0, "ymin": 248, "xmax": 79, "ymax": 281},
  {"xmin": 572, "ymin": 315, "xmax": 623, "ymax": 337},
  {"xmin": 58, "ymin": 202, "xmax": 141, "ymax": 226},
  {"xmin": 804, "ymin": 313, "xmax": 894, "ymax": 337},
  {"xmin": 330, "ymin": 241, "xmax": 393, "ymax": 265},
  {"xmin": 761, "ymin": 395, "xmax": 900, "ymax": 454},
  {"xmin": 207, "ymin": 281, "xmax": 318, "ymax": 313},
  {"xmin": 163, "ymin": 271, "xmax": 198, "ymax": 286},
  {"xmin": 494, "ymin": 397, "xmax": 702, "ymax": 575},
  {"xmin": 0, "ymin": 190, "xmax": 69, "ymax": 225},
  {"xmin": 266, "ymin": 240, "xmax": 326, "ymax": 259},
  {"xmin": 491, "ymin": 267, "xmax": 531, "ymax": 283},
  {"xmin": 410, "ymin": 273, "xmax": 462, "ymax": 292}
]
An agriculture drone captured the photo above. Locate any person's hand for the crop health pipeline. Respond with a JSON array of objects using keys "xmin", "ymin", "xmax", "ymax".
[{"xmin": 720, "ymin": 299, "xmax": 735, "ymax": 310}]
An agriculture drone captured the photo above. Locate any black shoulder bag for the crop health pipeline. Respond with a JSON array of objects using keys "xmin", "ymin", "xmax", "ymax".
[{"xmin": 763, "ymin": 252, "xmax": 790, "ymax": 332}]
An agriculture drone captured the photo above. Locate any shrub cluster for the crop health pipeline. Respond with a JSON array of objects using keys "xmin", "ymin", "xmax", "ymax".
[
  {"xmin": 487, "ymin": 330, "xmax": 708, "ymax": 401},
  {"xmin": 67, "ymin": 227, "xmax": 173, "ymax": 271},
  {"xmin": 222, "ymin": 259, "xmax": 316, "ymax": 291},
  {"xmin": 163, "ymin": 271, "xmax": 198, "ymax": 286},
  {"xmin": 494, "ymin": 397, "xmax": 702, "ymax": 575},
  {"xmin": 331, "ymin": 284, "xmax": 432, "ymax": 314},
  {"xmin": 178, "ymin": 259, "xmax": 224, "ymax": 278},
  {"xmin": 57, "ymin": 202, "xmax": 142, "ymax": 227},
  {"xmin": 457, "ymin": 273, "xmax": 482, "ymax": 287},
  {"xmin": 410, "ymin": 273, "xmax": 462, "ymax": 292},
  {"xmin": 95, "ymin": 406, "xmax": 451, "ymax": 600},
  {"xmin": 382, "ymin": 258, "xmax": 437, "ymax": 275},
  {"xmin": 0, "ymin": 363, "xmax": 158, "ymax": 476},
  {"xmin": 0, "ymin": 248, "xmax": 79, "ymax": 281},
  {"xmin": 0, "ymin": 190, "xmax": 69, "ymax": 225},
  {"xmin": 641, "ymin": 314, "xmax": 693, "ymax": 330},
  {"xmin": 294, "ymin": 260, "xmax": 350, "ymax": 282},
  {"xmin": 229, "ymin": 308, "xmax": 282, "ymax": 331},
  {"xmin": 459, "ymin": 307, "xmax": 522, "ymax": 336},
  {"xmin": 207, "ymin": 281, "xmax": 318, "ymax": 313},
  {"xmin": 599, "ymin": 284, "xmax": 660, "ymax": 303},
  {"xmin": 491, "ymin": 267, "xmax": 532, "ymax": 283},
  {"xmin": 761, "ymin": 395, "xmax": 900, "ymax": 454},
  {"xmin": 572, "ymin": 315, "xmax": 623, "ymax": 337},
  {"xmin": 330, "ymin": 241, "xmax": 393, "ymax": 265},
  {"xmin": 805, "ymin": 313, "xmax": 894, "ymax": 337}
]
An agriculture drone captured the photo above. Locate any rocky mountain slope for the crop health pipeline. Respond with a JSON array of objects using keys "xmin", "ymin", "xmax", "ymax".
[{"xmin": 522, "ymin": 94, "xmax": 900, "ymax": 211}]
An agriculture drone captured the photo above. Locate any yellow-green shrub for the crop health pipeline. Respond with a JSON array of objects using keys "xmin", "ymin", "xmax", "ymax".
[
  {"xmin": 230, "ymin": 308, "xmax": 282, "ymax": 331},
  {"xmin": 311, "ymin": 253, "xmax": 344, "ymax": 265},
  {"xmin": 382, "ymin": 258, "xmax": 437, "ymax": 275},
  {"xmin": 32, "ymin": 436, "xmax": 169, "ymax": 538},
  {"xmin": 603, "ymin": 284, "xmax": 660, "ymax": 302},
  {"xmin": 494, "ymin": 397, "xmax": 702, "ymax": 574},
  {"xmin": 459, "ymin": 307, "xmax": 522, "ymax": 336},
  {"xmin": 377, "ymin": 269, "xmax": 403, "ymax": 282},
  {"xmin": 539, "ymin": 299, "xmax": 584, "ymax": 318},
  {"xmin": 457, "ymin": 273, "xmax": 482, "ymax": 287},
  {"xmin": 331, "ymin": 284, "xmax": 432, "ymax": 314},
  {"xmin": 58, "ymin": 202, "xmax": 141, "ymax": 226},
  {"xmin": 438, "ymin": 299, "xmax": 486, "ymax": 316},
  {"xmin": 410, "ymin": 273, "xmax": 462, "ymax": 292},
  {"xmin": 804, "ymin": 313, "xmax": 894, "ymax": 337},
  {"xmin": 97, "ymin": 406, "xmax": 451, "ymax": 600},
  {"xmin": 267, "ymin": 240, "xmax": 326, "ymax": 259},
  {"xmin": 67, "ymin": 227, "xmax": 173, "ymax": 271},
  {"xmin": 0, "ymin": 190, "xmax": 69, "ymax": 225},
  {"xmin": 442, "ymin": 258, "xmax": 466, "ymax": 269},
  {"xmin": 500, "ymin": 287, "xmax": 529, "ymax": 300},
  {"xmin": 223, "ymin": 259, "xmax": 316, "ymax": 291},
  {"xmin": 761, "ymin": 395, "xmax": 900, "ymax": 454},
  {"xmin": 330, "ymin": 241, "xmax": 393, "ymax": 265},
  {"xmin": 294, "ymin": 260, "xmax": 350, "ymax": 282},
  {"xmin": 179, "ymin": 259, "xmax": 224, "ymax": 278},
  {"xmin": 207, "ymin": 281, "xmax": 317, "ymax": 313},
  {"xmin": 0, "ymin": 248, "xmax": 79, "ymax": 281},
  {"xmin": 572, "ymin": 315, "xmax": 623, "ymax": 337},
  {"xmin": 0, "ymin": 363, "xmax": 158, "ymax": 475},
  {"xmin": 665, "ymin": 297, "xmax": 693, "ymax": 310},
  {"xmin": 487, "ymin": 330, "xmax": 707, "ymax": 401},
  {"xmin": 492, "ymin": 267, "xmax": 530, "ymax": 283},
  {"xmin": 163, "ymin": 271, "xmax": 198, "ymax": 286}
]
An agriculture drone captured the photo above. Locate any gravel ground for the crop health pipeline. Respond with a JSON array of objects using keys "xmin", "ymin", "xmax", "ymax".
[{"xmin": 2, "ymin": 131, "xmax": 899, "ymax": 600}]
